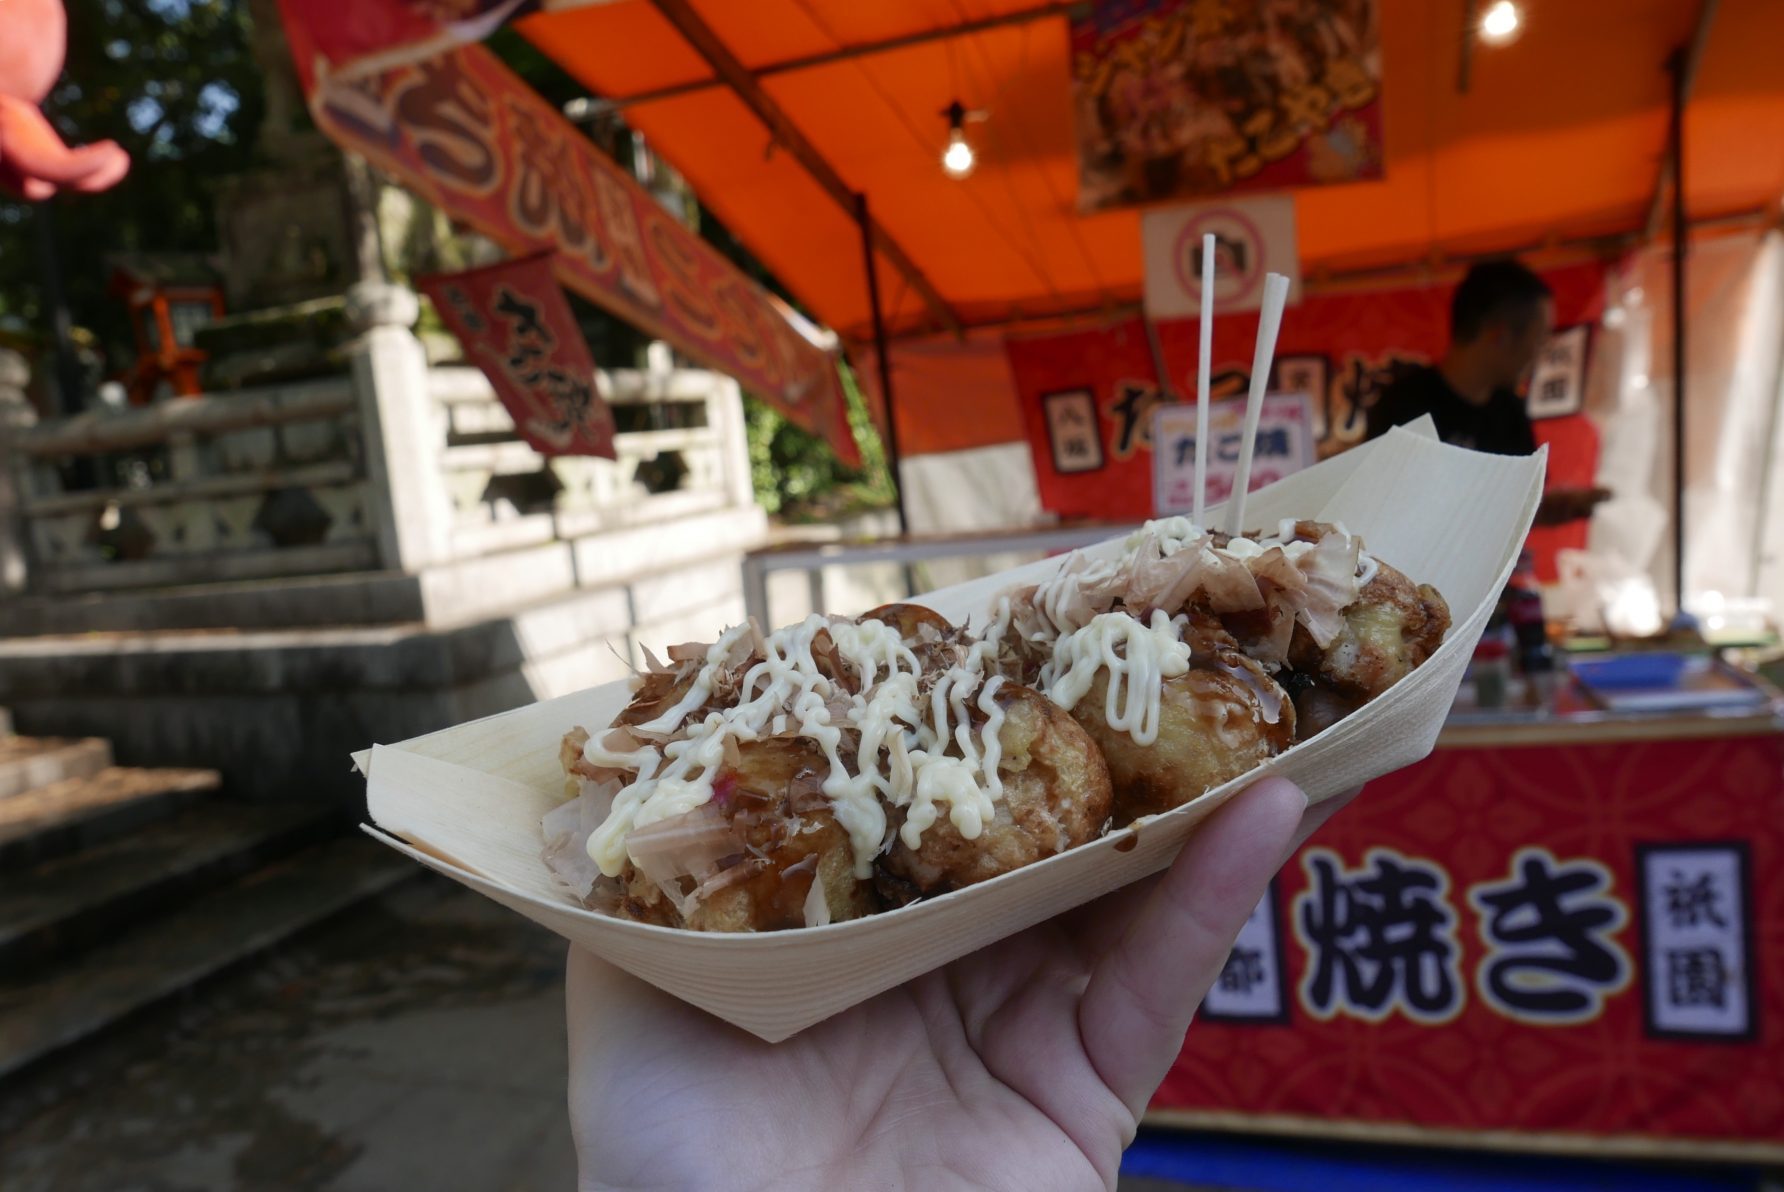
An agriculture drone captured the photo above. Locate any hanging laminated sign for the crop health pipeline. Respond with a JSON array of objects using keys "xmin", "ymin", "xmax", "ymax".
[
  {"xmin": 1151, "ymin": 393, "xmax": 1315, "ymax": 516},
  {"xmin": 1010, "ymin": 261, "xmax": 1609, "ymax": 582},
  {"xmin": 418, "ymin": 253, "xmax": 617, "ymax": 458},
  {"xmin": 1071, "ymin": 0, "xmax": 1384, "ymax": 213}
]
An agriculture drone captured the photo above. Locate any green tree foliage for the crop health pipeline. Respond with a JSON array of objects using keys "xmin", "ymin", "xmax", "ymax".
[
  {"xmin": 745, "ymin": 365, "xmax": 895, "ymax": 520},
  {"xmin": 0, "ymin": 0, "xmax": 263, "ymax": 362},
  {"xmin": 691, "ymin": 209, "xmax": 895, "ymax": 519}
]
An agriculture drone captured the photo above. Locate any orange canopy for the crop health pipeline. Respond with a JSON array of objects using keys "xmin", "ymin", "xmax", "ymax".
[{"xmin": 521, "ymin": 0, "xmax": 1784, "ymax": 347}]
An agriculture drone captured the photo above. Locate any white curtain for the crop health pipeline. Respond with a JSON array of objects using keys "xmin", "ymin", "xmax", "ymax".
[
  {"xmin": 900, "ymin": 443, "xmax": 1046, "ymax": 589},
  {"xmin": 1588, "ymin": 229, "xmax": 1784, "ymax": 631}
]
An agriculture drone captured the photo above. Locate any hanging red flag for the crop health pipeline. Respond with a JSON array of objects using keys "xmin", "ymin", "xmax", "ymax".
[{"xmin": 418, "ymin": 252, "xmax": 617, "ymax": 458}]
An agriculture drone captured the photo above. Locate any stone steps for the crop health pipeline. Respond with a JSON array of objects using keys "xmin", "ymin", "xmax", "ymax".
[
  {"xmin": 0, "ymin": 765, "xmax": 220, "ymax": 869},
  {"xmin": 0, "ymin": 801, "xmax": 340, "ymax": 974},
  {"xmin": 0, "ymin": 705, "xmax": 414, "ymax": 1081},
  {"xmin": 0, "ymin": 836, "xmax": 414, "ymax": 1081},
  {"xmin": 0, "ymin": 525, "xmax": 761, "ymax": 804},
  {"xmin": 0, "ymin": 737, "xmax": 112, "ymax": 800},
  {"xmin": 0, "ymin": 570, "xmax": 426, "ymax": 638}
]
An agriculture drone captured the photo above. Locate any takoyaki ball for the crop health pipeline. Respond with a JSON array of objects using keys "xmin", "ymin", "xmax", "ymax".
[
  {"xmin": 1288, "ymin": 561, "xmax": 1451, "ymax": 702},
  {"xmin": 860, "ymin": 602, "xmax": 982, "ymax": 684},
  {"xmin": 879, "ymin": 682, "xmax": 1112, "ymax": 898},
  {"xmin": 1076, "ymin": 645, "xmax": 1295, "ymax": 825},
  {"xmin": 617, "ymin": 738, "xmax": 876, "ymax": 932},
  {"xmin": 1277, "ymin": 670, "xmax": 1364, "ymax": 743},
  {"xmin": 861, "ymin": 602, "xmax": 956, "ymax": 640}
]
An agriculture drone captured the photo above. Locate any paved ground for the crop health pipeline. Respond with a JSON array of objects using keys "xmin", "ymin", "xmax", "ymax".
[
  {"xmin": 0, "ymin": 875, "xmax": 1226, "ymax": 1192},
  {"xmin": 0, "ymin": 877, "xmax": 577, "ymax": 1192}
]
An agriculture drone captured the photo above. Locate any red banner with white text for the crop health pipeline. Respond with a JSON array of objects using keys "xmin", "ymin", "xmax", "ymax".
[
  {"xmin": 1149, "ymin": 730, "xmax": 1784, "ymax": 1158},
  {"xmin": 275, "ymin": 3, "xmax": 860, "ymax": 466},
  {"xmin": 418, "ymin": 253, "xmax": 615, "ymax": 458},
  {"xmin": 1008, "ymin": 261, "xmax": 1606, "ymax": 578}
]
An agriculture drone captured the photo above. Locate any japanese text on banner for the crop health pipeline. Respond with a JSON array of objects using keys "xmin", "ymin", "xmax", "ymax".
[{"xmin": 418, "ymin": 253, "xmax": 616, "ymax": 458}]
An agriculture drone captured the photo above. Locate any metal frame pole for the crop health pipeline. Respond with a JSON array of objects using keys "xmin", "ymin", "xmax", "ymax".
[
  {"xmin": 1668, "ymin": 46, "xmax": 1688, "ymax": 615},
  {"xmin": 854, "ymin": 190, "xmax": 911, "ymax": 538}
]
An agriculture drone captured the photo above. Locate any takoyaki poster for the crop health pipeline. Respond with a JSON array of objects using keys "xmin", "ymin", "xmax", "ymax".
[{"xmin": 1071, "ymin": 0, "xmax": 1384, "ymax": 212}]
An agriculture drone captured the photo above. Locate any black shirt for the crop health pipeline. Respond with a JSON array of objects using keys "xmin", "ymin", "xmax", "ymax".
[{"xmin": 1364, "ymin": 365, "xmax": 1537, "ymax": 456}]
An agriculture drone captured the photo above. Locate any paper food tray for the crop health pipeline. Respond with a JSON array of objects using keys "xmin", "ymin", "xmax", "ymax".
[{"xmin": 357, "ymin": 423, "xmax": 1546, "ymax": 1041}]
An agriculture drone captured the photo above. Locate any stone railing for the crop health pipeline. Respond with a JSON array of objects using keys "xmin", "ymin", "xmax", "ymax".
[
  {"xmin": 431, "ymin": 358, "xmax": 752, "ymax": 564},
  {"xmin": 3, "ymin": 375, "xmax": 373, "ymax": 594},
  {"xmin": 0, "ymin": 284, "xmax": 756, "ymax": 605}
]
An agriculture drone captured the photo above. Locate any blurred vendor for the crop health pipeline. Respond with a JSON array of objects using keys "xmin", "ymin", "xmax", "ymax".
[{"xmin": 1365, "ymin": 258, "xmax": 1609, "ymax": 526}]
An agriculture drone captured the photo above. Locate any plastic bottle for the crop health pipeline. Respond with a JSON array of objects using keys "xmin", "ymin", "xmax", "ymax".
[{"xmin": 1474, "ymin": 635, "xmax": 1511, "ymax": 709}]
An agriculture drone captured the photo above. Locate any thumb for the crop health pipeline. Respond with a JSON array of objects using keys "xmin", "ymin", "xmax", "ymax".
[{"xmin": 1076, "ymin": 778, "xmax": 1305, "ymax": 1116}]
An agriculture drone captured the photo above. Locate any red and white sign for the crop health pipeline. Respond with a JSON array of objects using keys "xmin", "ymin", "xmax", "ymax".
[
  {"xmin": 1152, "ymin": 730, "xmax": 1784, "ymax": 1158},
  {"xmin": 418, "ymin": 253, "xmax": 616, "ymax": 458},
  {"xmin": 1007, "ymin": 260, "xmax": 1609, "ymax": 581},
  {"xmin": 1141, "ymin": 196, "xmax": 1301, "ymax": 318}
]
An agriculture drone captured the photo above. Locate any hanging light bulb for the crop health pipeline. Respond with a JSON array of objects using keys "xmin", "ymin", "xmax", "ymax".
[
  {"xmin": 940, "ymin": 100, "xmax": 976, "ymax": 179},
  {"xmin": 1479, "ymin": 0, "xmax": 1522, "ymax": 45},
  {"xmin": 942, "ymin": 129, "xmax": 976, "ymax": 178}
]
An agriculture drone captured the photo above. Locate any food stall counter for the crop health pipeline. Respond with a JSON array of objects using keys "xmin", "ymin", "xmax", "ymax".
[{"xmin": 1148, "ymin": 667, "xmax": 1784, "ymax": 1162}]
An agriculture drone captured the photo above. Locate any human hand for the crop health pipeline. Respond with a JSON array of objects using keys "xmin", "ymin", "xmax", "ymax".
[{"xmin": 566, "ymin": 778, "xmax": 1359, "ymax": 1192}]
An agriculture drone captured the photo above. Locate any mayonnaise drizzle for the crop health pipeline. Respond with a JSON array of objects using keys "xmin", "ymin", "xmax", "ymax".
[
  {"xmin": 585, "ymin": 518, "xmax": 1376, "ymax": 882},
  {"xmin": 584, "ymin": 613, "xmax": 1011, "ymax": 879},
  {"xmin": 1042, "ymin": 609, "xmax": 1192, "ymax": 746},
  {"xmin": 1026, "ymin": 518, "xmax": 1378, "ymax": 746}
]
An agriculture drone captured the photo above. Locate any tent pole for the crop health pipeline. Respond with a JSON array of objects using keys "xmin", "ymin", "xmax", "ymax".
[
  {"xmin": 1142, "ymin": 315, "xmax": 1173, "ymax": 401},
  {"xmin": 855, "ymin": 191, "xmax": 911, "ymax": 541},
  {"xmin": 1457, "ymin": 0, "xmax": 1476, "ymax": 94},
  {"xmin": 1668, "ymin": 46, "xmax": 1688, "ymax": 616},
  {"xmin": 1644, "ymin": 0, "xmax": 1719, "ymax": 241}
]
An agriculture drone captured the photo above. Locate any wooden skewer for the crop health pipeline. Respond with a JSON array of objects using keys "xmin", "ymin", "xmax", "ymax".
[
  {"xmin": 1226, "ymin": 273, "xmax": 1293, "ymax": 538},
  {"xmin": 1193, "ymin": 233, "xmax": 1215, "ymax": 527}
]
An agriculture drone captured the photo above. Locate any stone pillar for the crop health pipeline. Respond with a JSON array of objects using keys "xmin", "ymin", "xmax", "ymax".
[
  {"xmin": 711, "ymin": 375, "xmax": 756, "ymax": 511},
  {"xmin": 0, "ymin": 349, "xmax": 37, "ymax": 595},
  {"xmin": 346, "ymin": 283, "xmax": 453, "ymax": 573}
]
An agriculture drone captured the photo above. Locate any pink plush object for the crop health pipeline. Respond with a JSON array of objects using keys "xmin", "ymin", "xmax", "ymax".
[{"xmin": 0, "ymin": 0, "xmax": 130, "ymax": 199}]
